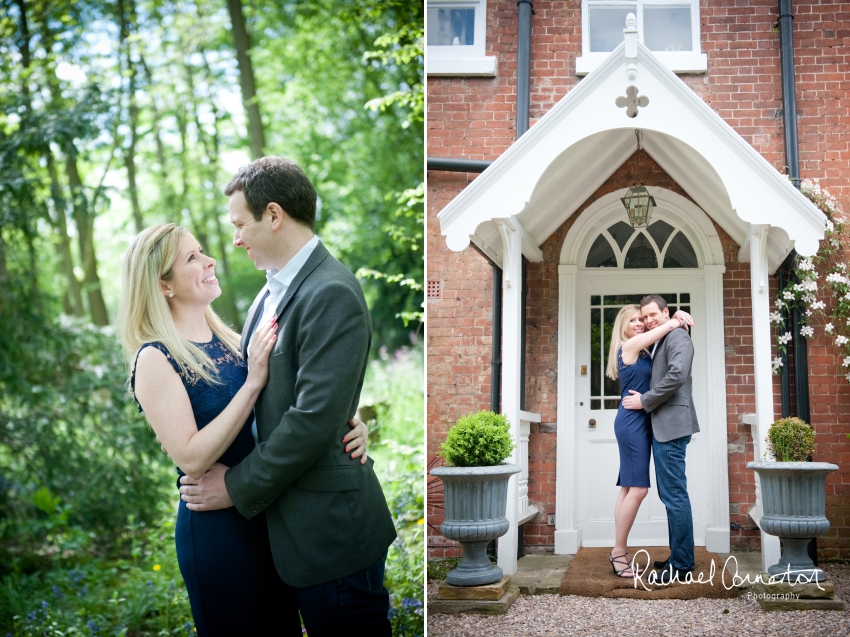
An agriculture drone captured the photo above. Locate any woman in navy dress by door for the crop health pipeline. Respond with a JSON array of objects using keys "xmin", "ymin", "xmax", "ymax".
[
  {"xmin": 605, "ymin": 303, "xmax": 691, "ymax": 578},
  {"xmin": 118, "ymin": 224, "xmax": 369, "ymax": 636}
]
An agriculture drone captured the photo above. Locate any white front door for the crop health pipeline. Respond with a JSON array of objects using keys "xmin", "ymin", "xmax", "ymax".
[{"xmin": 575, "ymin": 273, "xmax": 709, "ymax": 547}]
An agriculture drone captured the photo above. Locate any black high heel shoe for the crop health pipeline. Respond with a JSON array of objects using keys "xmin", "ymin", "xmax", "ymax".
[{"xmin": 609, "ymin": 552, "xmax": 642, "ymax": 578}]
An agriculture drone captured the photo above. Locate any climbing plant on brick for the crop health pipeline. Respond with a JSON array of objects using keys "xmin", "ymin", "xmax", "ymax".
[{"xmin": 772, "ymin": 179, "xmax": 850, "ymax": 383}]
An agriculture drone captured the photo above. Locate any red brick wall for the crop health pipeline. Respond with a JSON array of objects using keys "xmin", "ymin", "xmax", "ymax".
[{"xmin": 427, "ymin": 0, "xmax": 850, "ymax": 559}]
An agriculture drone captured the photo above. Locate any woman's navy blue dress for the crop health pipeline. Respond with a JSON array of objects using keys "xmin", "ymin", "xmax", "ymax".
[
  {"xmin": 133, "ymin": 335, "xmax": 300, "ymax": 636},
  {"xmin": 614, "ymin": 346, "xmax": 653, "ymax": 488}
]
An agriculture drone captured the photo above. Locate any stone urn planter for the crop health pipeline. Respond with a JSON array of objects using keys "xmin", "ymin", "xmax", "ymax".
[
  {"xmin": 432, "ymin": 410, "xmax": 519, "ymax": 586},
  {"xmin": 430, "ymin": 463, "xmax": 521, "ymax": 586},
  {"xmin": 747, "ymin": 461, "xmax": 838, "ymax": 582}
]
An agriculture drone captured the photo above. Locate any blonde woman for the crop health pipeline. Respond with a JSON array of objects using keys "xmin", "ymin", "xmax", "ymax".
[
  {"xmin": 606, "ymin": 303, "xmax": 691, "ymax": 578},
  {"xmin": 118, "ymin": 224, "xmax": 368, "ymax": 635}
]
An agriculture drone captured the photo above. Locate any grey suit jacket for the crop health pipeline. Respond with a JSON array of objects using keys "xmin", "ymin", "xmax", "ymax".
[
  {"xmin": 641, "ymin": 327, "xmax": 699, "ymax": 443},
  {"xmin": 224, "ymin": 241, "xmax": 396, "ymax": 587}
]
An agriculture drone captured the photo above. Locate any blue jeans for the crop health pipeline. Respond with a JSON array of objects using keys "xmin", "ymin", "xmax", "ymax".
[
  {"xmin": 652, "ymin": 434, "xmax": 695, "ymax": 571},
  {"xmin": 292, "ymin": 552, "xmax": 391, "ymax": 637}
]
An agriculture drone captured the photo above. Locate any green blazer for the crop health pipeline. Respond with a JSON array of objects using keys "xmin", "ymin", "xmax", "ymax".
[{"xmin": 224, "ymin": 241, "xmax": 397, "ymax": 587}]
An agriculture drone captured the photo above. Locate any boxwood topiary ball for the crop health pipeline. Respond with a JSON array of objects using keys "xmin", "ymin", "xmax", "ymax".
[{"xmin": 439, "ymin": 410, "xmax": 515, "ymax": 467}]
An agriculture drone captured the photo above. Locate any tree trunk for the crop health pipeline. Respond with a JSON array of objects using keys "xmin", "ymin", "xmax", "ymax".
[
  {"xmin": 175, "ymin": 101, "xmax": 211, "ymax": 254},
  {"xmin": 139, "ymin": 53, "xmax": 174, "ymax": 212},
  {"xmin": 226, "ymin": 0, "xmax": 266, "ymax": 159},
  {"xmin": 183, "ymin": 52, "xmax": 239, "ymax": 325},
  {"xmin": 65, "ymin": 147, "xmax": 109, "ymax": 326},
  {"xmin": 46, "ymin": 152, "xmax": 85, "ymax": 316},
  {"xmin": 118, "ymin": 0, "xmax": 143, "ymax": 232},
  {"xmin": 14, "ymin": 0, "xmax": 32, "ymax": 110},
  {"xmin": 35, "ymin": 7, "xmax": 88, "ymax": 317},
  {"xmin": 0, "ymin": 229, "xmax": 9, "ymax": 284}
]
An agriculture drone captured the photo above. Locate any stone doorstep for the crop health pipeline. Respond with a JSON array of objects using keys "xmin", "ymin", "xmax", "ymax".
[
  {"xmin": 437, "ymin": 575, "xmax": 512, "ymax": 601},
  {"xmin": 746, "ymin": 583, "xmax": 844, "ymax": 612},
  {"xmin": 428, "ymin": 587, "xmax": 521, "ymax": 615},
  {"xmin": 512, "ymin": 553, "xmax": 575, "ymax": 595}
]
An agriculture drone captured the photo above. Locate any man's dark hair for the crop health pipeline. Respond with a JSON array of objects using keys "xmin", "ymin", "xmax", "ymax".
[
  {"xmin": 223, "ymin": 156, "xmax": 317, "ymax": 230},
  {"xmin": 640, "ymin": 294, "xmax": 668, "ymax": 312}
]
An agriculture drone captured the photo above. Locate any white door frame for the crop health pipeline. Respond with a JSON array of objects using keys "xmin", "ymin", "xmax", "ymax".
[{"xmin": 554, "ymin": 189, "xmax": 731, "ymax": 554}]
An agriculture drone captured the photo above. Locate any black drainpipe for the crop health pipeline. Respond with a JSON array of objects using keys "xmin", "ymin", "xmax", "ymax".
[
  {"xmin": 778, "ymin": 0, "xmax": 800, "ymax": 189},
  {"xmin": 778, "ymin": 0, "xmax": 815, "ymax": 565},
  {"xmin": 778, "ymin": 0, "xmax": 809, "ymax": 422},
  {"xmin": 516, "ymin": 1, "xmax": 533, "ymax": 138},
  {"xmin": 777, "ymin": 254, "xmax": 793, "ymax": 418}
]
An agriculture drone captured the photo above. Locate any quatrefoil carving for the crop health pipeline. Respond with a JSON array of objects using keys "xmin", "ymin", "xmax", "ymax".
[{"xmin": 616, "ymin": 86, "xmax": 649, "ymax": 118}]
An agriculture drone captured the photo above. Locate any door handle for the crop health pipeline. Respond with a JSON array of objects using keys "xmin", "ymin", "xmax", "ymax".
[{"xmin": 588, "ymin": 419, "xmax": 596, "ymax": 429}]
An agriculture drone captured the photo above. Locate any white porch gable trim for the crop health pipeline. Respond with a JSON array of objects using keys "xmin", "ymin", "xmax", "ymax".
[{"xmin": 437, "ymin": 33, "xmax": 826, "ymax": 266}]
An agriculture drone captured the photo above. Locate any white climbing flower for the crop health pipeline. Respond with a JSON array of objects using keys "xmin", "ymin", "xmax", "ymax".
[
  {"xmin": 836, "ymin": 335, "xmax": 848, "ymax": 346},
  {"xmin": 825, "ymin": 323, "xmax": 834, "ymax": 333},
  {"xmin": 775, "ymin": 298, "xmax": 784, "ymax": 309},
  {"xmin": 800, "ymin": 325, "xmax": 814, "ymax": 338},
  {"xmin": 797, "ymin": 258, "xmax": 814, "ymax": 271},
  {"xmin": 842, "ymin": 356, "xmax": 850, "ymax": 367},
  {"xmin": 784, "ymin": 290, "xmax": 795, "ymax": 300},
  {"xmin": 826, "ymin": 272, "xmax": 848, "ymax": 284},
  {"xmin": 769, "ymin": 311, "xmax": 782, "ymax": 324},
  {"xmin": 772, "ymin": 357, "xmax": 784, "ymax": 372},
  {"xmin": 811, "ymin": 300, "xmax": 826, "ymax": 311},
  {"xmin": 806, "ymin": 309, "xmax": 813, "ymax": 317},
  {"xmin": 778, "ymin": 332, "xmax": 793, "ymax": 345},
  {"xmin": 826, "ymin": 220, "xmax": 835, "ymax": 232}
]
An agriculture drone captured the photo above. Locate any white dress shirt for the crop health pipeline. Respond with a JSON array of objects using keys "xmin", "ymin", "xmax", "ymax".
[{"xmin": 246, "ymin": 234, "xmax": 319, "ymax": 442}]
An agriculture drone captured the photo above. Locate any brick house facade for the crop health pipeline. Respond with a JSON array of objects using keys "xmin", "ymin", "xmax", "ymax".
[{"xmin": 427, "ymin": 0, "xmax": 850, "ymax": 563}]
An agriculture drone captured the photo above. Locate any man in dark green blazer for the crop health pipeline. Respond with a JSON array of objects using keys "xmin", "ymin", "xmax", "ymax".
[{"xmin": 178, "ymin": 157, "xmax": 396, "ymax": 636}]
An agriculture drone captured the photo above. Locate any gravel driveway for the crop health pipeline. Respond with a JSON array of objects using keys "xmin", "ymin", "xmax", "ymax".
[{"xmin": 427, "ymin": 565, "xmax": 850, "ymax": 637}]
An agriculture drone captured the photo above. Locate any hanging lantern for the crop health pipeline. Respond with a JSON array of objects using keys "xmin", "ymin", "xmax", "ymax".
[{"xmin": 621, "ymin": 182, "xmax": 656, "ymax": 228}]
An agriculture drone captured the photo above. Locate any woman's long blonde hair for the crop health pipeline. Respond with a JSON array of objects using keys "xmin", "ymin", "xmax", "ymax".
[
  {"xmin": 117, "ymin": 223, "xmax": 242, "ymax": 386},
  {"xmin": 606, "ymin": 305, "xmax": 642, "ymax": 380}
]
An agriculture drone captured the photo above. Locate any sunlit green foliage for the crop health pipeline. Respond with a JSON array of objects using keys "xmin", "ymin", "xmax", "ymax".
[{"xmin": 0, "ymin": 0, "xmax": 422, "ymax": 634}]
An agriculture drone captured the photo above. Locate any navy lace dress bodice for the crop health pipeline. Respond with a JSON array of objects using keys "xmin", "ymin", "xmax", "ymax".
[
  {"xmin": 132, "ymin": 334, "xmax": 256, "ymax": 484},
  {"xmin": 614, "ymin": 346, "xmax": 653, "ymax": 488},
  {"xmin": 131, "ymin": 334, "xmax": 297, "ymax": 636}
]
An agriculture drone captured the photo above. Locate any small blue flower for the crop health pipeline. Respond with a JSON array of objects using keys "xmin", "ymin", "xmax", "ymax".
[
  {"xmin": 401, "ymin": 598, "xmax": 422, "ymax": 610},
  {"xmin": 26, "ymin": 611, "xmax": 36, "ymax": 622},
  {"xmin": 80, "ymin": 587, "xmax": 87, "ymax": 597},
  {"xmin": 184, "ymin": 622, "xmax": 193, "ymax": 634},
  {"xmin": 52, "ymin": 584, "xmax": 64, "ymax": 599},
  {"xmin": 41, "ymin": 601, "xmax": 48, "ymax": 609}
]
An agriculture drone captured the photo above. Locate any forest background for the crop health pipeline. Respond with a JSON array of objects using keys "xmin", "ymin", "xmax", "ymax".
[{"xmin": 0, "ymin": 0, "xmax": 423, "ymax": 634}]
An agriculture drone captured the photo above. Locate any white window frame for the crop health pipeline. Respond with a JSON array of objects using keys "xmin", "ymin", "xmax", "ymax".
[
  {"xmin": 576, "ymin": 0, "xmax": 707, "ymax": 76},
  {"xmin": 426, "ymin": 0, "xmax": 497, "ymax": 77}
]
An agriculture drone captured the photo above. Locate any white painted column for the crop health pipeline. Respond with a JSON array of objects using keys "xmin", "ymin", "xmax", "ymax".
[
  {"xmin": 747, "ymin": 225, "xmax": 782, "ymax": 571},
  {"xmin": 497, "ymin": 220, "xmax": 524, "ymax": 576},
  {"xmin": 703, "ymin": 265, "xmax": 731, "ymax": 553},
  {"xmin": 554, "ymin": 264, "xmax": 581, "ymax": 553}
]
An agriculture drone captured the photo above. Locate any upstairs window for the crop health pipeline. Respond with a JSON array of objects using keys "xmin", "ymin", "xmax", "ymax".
[
  {"xmin": 427, "ymin": 0, "xmax": 497, "ymax": 77},
  {"xmin": 577, "ymin": 0, "xmax": 706, "ymax": 75}
]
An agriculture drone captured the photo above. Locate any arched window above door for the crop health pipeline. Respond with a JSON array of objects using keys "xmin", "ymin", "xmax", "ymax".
[{"xmin": 585, "ymin": 219, "xmax": 698, "ymax": 268}]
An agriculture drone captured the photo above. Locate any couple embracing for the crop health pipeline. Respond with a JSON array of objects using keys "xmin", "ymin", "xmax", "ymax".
[
  {"xmin": 607, "ymin": 294, "xmax": 699, "ymax": 584},
  {"xmin": 117, "ymin": 157, "xmax": 396, "ymax": 636}
]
